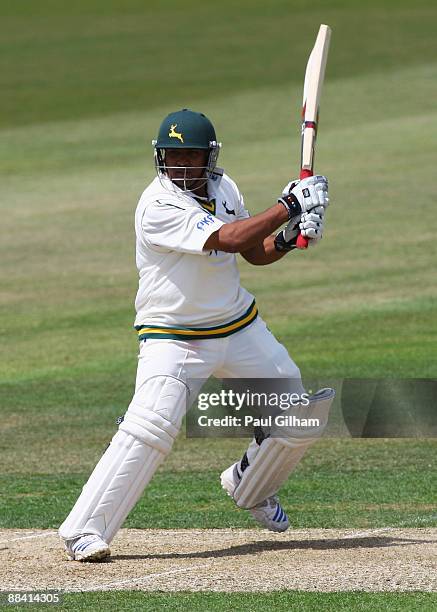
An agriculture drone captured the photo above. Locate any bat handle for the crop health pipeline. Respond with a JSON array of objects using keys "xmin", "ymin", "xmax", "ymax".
[{"xmin": 296, "ymin": 168, "xmax": 313, "ymax": 249}]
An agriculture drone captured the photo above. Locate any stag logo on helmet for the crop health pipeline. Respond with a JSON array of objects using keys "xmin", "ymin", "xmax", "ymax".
[
  {"xmin": 154, "ymin": 110, "xmax": 221, "ymax": 195},
  {"xmin": 169, "ymin": 124, "xmax": 184, "ymax": 143}
]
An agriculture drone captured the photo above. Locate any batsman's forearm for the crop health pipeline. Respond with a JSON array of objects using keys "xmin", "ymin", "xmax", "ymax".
[
  {"xmin": 241, "ymin": 235, "xmax": 287, "ymax": 265},
  {"xmin": 204, "ymin": 203, "xmax": 288, "ymax": 253}
]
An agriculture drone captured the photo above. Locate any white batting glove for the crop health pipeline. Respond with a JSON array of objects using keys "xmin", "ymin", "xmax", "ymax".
[
  {"xmin": 283, "ymin": 209, "xmax": 325, "ymax": 243},
  {"xmin": 276, "ymin": 176, "xmax": 330, "ymax": 251},
  {"xmin": 283, "ymin": 220, "xmax": 300, "ymax": 243},
  {"xmin": 279, "ymin": 175, "xmax": 329, "ymax": 219},
  {"xmin": 299, "ymin": 210, "xmax": 325, "ymax": 244},
  {"xmin": 281, "ymin": 180, "xmax": 300, "ymax": 197}
]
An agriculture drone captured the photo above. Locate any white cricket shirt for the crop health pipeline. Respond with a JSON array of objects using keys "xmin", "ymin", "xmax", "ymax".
[{"xmin": 133, "ymin": 171, "xmax": 256, "ymax": 339}]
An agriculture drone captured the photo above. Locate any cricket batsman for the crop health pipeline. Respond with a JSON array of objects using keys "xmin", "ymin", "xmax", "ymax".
[{"xmin": 59, "ymin": 109, "xmax": 335, "ymax": 561}]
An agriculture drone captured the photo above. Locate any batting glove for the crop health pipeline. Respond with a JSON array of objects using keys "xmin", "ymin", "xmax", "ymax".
[
  {"xmin": 278, "ymin": 175, "xmax": 329, "ymax": 220},
  {"xmin": 299, "ymin": 210, "xmax": 325, "ymax": 244}
]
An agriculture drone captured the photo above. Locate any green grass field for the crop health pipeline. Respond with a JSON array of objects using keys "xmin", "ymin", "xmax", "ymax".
[
  {"xmin": 3, "ymin": 592, "xmax": 435, "ymax": 612},
  {"xmin": 1, "ymin": 0, "xmax": 436, "ymax": 609}
]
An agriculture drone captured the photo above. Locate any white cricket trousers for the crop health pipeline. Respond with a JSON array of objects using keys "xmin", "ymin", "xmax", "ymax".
[{"xmin": 59, "ymin": 316, "xmax": 304, "ymax": 543}]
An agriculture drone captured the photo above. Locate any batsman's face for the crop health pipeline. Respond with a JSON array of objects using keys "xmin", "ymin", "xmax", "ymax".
[{"xmin": 165, "ymin": 148, "xmax": 209, "ymax": 190}]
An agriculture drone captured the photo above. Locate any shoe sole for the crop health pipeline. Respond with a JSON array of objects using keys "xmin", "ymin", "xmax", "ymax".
[
  {"xmin": 67, "ymin": 547, "xmax": 111, "ymax": 562},
  {"xmin": 251, "ymin": 518, "xmax": 289, "ymax": 533}
]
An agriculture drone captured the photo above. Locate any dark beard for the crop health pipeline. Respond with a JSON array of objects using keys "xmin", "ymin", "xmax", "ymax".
[{"xmin": 171, "ymin": 175, "xmax": 207, "ymax": 197}]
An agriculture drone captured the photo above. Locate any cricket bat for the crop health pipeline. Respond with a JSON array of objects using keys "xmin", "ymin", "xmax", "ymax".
[{"xmin": 296, "ymin": 24, "xmax": 331, "ymax": 249}]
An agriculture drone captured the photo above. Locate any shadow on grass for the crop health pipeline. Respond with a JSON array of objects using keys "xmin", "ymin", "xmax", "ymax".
[{"xmin": 110, "ymin": 535, "xmax": 435, "ymax": 562}]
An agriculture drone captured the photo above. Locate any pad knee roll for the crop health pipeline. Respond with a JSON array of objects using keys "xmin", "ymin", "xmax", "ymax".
[
  {"xmin": 59, "ymin": 376, "xmax": 188, "ymax": 544},
  {"xmin": 120, "ymin": 375, "xmax": 188, "ymax": 453}
]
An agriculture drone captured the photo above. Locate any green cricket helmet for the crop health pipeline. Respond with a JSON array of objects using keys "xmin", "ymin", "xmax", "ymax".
[{"xmin": 152, "ymin": 109, "xmax": 221, "ymax": 192}]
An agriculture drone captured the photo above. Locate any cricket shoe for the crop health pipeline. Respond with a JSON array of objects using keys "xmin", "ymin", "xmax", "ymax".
[
  {"xmin": 62, "ymin": 534, "xmax": 111, "ymax": 562},
  {"xmin": 220, "ymin": 463, "xmax": 289, "ymax": 533}
]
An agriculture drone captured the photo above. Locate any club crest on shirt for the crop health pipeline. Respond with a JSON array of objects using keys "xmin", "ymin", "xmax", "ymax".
[{"xmin": 222, "ymin": 200, "xmax": 235, "ymax": 215}]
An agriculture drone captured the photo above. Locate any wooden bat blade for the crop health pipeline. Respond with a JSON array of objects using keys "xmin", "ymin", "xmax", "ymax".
[
  {"xmin": 297, "ymin": 24, "xmax": 331, "ymax": 249},
  {"xmin": 300, "ymin": 24, "xmax": 331, "ymax": 176}
]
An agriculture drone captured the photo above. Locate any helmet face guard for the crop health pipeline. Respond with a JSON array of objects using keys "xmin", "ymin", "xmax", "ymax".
[
  {"xmin": 152, "ymin": 109, "xmax": 221, "ymax": 195},
  {"xmin": 153, "ymin": 145, "xmax": 220, "ymax": 194}
]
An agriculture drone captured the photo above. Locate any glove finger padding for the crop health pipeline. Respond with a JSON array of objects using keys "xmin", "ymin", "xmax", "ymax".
[
  {"xmin": 300, "ymin": 212, "xmax": 324, "ymax": 226},
  {"xmin": 289, "ymin": 175, "xmax": 329, "ymax": 214},
  {"xmin": 300, "ymin": 211, "xmax": 324, "ymax": 241},
  {"xmin": 308, "ymin": 205, "xmax": 326, "ymax": 216},
  {"xmin": 315, "ymin": 183, "xmax": 329, "ymax": 207},
  {"xmin": 301, "ymin": 228, "xmax": 322, "ymax": 240}
]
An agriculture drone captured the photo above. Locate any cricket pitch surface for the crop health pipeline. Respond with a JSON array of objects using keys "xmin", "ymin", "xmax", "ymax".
[{"xmin": 1, "ymin": 528, "xmax": 436, "ymax": 592}]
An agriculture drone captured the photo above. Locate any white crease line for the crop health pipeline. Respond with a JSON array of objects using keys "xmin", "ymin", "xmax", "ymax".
[
  {"xmin": 340, "ymin": 528, "xmax": 396, "ymax": 539},
  {"xmin": 70, "ymin": 563, "xmax": 210, "ymax": 592},
  {"xmin": 0, "ymin": 531, "xmax": 57, "ymax": 545}
]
